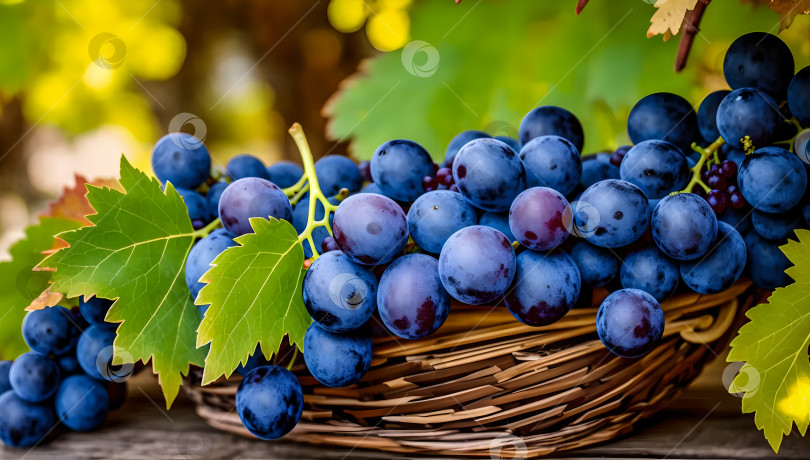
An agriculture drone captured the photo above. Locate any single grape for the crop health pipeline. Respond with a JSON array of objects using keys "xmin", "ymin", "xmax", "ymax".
[
  {"xmin": 236, "ymin": 365, "xmax": 303, "ymax": 440},
  {"xmin": 494, "ymin": 135, "xmax": 521, "ymax": 153},
  {"xmin": 744, "ymin": 230, "xmax": 791, "ymax": 289},
  {"xmin": 697, "ymin": 90, "xmax": 731, "ymax": 143},
  {"xmin": 620, "ymin": 140, "xmax": 689, "ymax": 199},
  {"xmin": 788, "ymin": 66, "xmax": 810, "ymax": 126},
  {"xmin": 358, "ymin": 160, "xmax": 372, "ymax": 182},
  {"xmin": 55, "ymin": 375, "xmax": 109, "ymax": 431},
  {"xmin": 151, "ymin": 133, "xmax": 211, "ymax": 189},
  {"xmin": 626, "ymin": 92, "xmax": 699, "ymax": 153},
  {"xmin": 22, "ymin": 305, "xmax": 77, "ymax": 356},
  {"xmin": 314, "ymin": 155, "xmax": 364, "ymax": 196},
  {"xmin": 720, "ymin": 161, "xmax": 737, "ymax": 179},
  {"xmin": 292, "ymin": 197, "xmax": 339, "ymax": 258},
  {"xmin": 435, "ymin": 168, "xmax": 453, "ymax": 187},
  {"xmin": 302, "ymin": 251, "xmax": 378, "ymax": 332},
  {"xmin": 332, "ymin": 194, "xmax": 408, "ymax": 265},
  {"xmin": 651, "ymin": 193, "xmax": 717, "ymax": 260},
  {"xmin": 609, "ymin": 145, "xmax": 631, "ymax": 167},
  {"xmin": 0, "ymin": 391, "xmax": 55, "ymax": 448},
  {"xmin": 679, "ymin": 222, "xmax": 746, "ymax": 294},
  {"xmin": 266, "ymin": 161, "xmax": 304, "ymax": 188},
  {"xmin": 727, "ymin": 186, "xmax": 746, "ymax": 210},
  {"xmin": 580, "ymin": 152, "xmax": 620, "ymax": 189},
  {"xmin": 596, "ymin": 289, "xmax": 665, "ymax": 358},
  {"xmin": 519, "ymin": 135, "xmax": 582, "ymax": 195},
  {"xmin": 218, "ymin": 177, "xmax": 293, "ymax": 236},
  {"xmin": 205, "ymin": 181, "xmax": 228, "ymax": 221},
  {"xmin": 718, "ymin": 203, "xmax": 752, "ymax": 234},
  {"xmin": 438, "ymin": 226, "xmax": 516, "ymax": 304},
  {"xmin": 569, "ymin": 240, "xmax": 619, "ymax": 287},
  {"xmin": 738, "ymin": 146, "xmax": 807, "ymax": 213},
  {"xmin": 226, "ymin": 154, "xmax": 270, "ymax": 181},
  {"xmin": 509, "ymin": 187, "xmax": 571, "ymax": 251},
  {"xmin": 716, "ymin": 88, "xmax": 780, "ymax": 149},
  {"xmin": 0, "ymin": 361, "xmax": 11, "ymax": 394},
  {"xmin": 176, "ymin": 188, "xmax": 207, "ymax": 222},
  {"xmin": 422, "ymin": 176, "xmax": 439, "ymax": 192},
  {"xmin": 574, "ymin": 179, "xmax": 650, "ymax": 248},
  {"xmin": 443, "ymin": 130, "xmax": 490, "ymax": 167},
  {"xmin": 9, "ymin": 351, "xmax": 60, "ymax": 403},
  {"xmin": 706, "ymin": 174, "xmax": 727, "ymax": 191},
  {"xmin": 706, "ymin": 189, "xmax": 728, "ymax": 214},
  {"xmin": 76, "ymin": 325, "xmax": 118, "ymax": 381},
  {"xmin": 723, "ymin": 32, "xmax": 794, "ymax": 99},
  {"xmin": 751, "ymin": 207, "xmax": 805, "ymax": 240},
  {"xmin": 377, "ymin": 254, "xmax": 451, "ymax": 338},
  {"xmin": 519, "ymin": 106, "xmax": 584, "ymax": 152},
  {"xmin": 371, "ymin": 140, "xmax": 434, "ymax": 202},
  {"xmin": 77, "ymin": 296, "xmax": 113, "ymax": 330},
  {"xmin": 504, "ymin": 250, "xmax": 580, "ymax": 327},
  {"xmin": 479, "ymin": 211, "xmax": 516, "ymax": 243},
  {"xmin": 304, "ymin": 323, "xmax": 372, "ymax": 387},
  {"xmin": 407, "ymin": 190, "xmax": 477, "ymax": 254},
  {"xmin": 620, "ymin": 247, "xmax": 679, "ymax": 301},
  {"xmin": 321, "ymin": 236, "xmax": 339, "ymax": 253},
  {"xmin": 452, "ymin": 138, "xmax": 526, "ymax": 212},
  {"xmin": 185, "ymin": 229, "xmax": 236, "ymax": 300}
]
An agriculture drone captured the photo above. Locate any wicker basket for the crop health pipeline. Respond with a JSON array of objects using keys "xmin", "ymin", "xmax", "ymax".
[{"xmin": 186, "ymin": 280, "xmax": 760, "ymax": 458}]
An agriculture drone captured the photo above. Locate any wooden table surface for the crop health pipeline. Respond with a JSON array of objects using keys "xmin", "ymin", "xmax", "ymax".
[{"xmin": 1, "ymin": 358, "xmax": 806, "ymax": 460}]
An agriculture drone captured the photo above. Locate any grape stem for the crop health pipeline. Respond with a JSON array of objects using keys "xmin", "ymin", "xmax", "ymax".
[
  {"xmin": 192, "ymin": 218, "xmax": 222, "ymax": 239},
  {"xmin": 676, "ymin": 136, "xmax": 725, "ymax": 195},
  {"xmin": 286, "ymin": 348, "xmax": 299, "ymax": 371}
]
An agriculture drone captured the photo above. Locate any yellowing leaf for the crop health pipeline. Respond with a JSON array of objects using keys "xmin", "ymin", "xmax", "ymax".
[
  {"xmin": 41, "ymin": 174, "xmax": 120, "ymax": 226},
  {"xmin": 769, "ymin": 0, "xmax": 810, "ymax": 31},
  {"xmin": 647, "ymin": 0, "xmax": 699, "ymax": 38},
  {"xmin": 727, "ymin": 229, "xmax": 810, "ymax": 452}
]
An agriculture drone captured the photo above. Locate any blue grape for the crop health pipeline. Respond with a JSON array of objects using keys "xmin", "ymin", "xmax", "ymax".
[
  {"xmin": 293, "ymin": 197, "xmax": 339, "ymax": 258},
  {"xmin": 205, "ymin": 181, "xmax": 228, "ymax": 220},
  {"xmin": 371, "ymin": 140, "xmax": 434, "ymax": 202},
  {"xmin": 680, "ymin": 222, "xmax": 746, "ymax": 294},
  {"xmin": 0, "ymin": 361, "xmax": 10, "ymax": 394},
  {"xmin": 218, "ymin": 177, "xmax": 293, "ymax": 236},
  {"xmin": 738, "ymin": 147, "xmax": 807, "ymax": 213},
  {"xmin": 76, "ymin": 325, "xmax": 117, "ymax": 381},
  {"xmin": 407, "ymin": 190, "xmax": 477, "ymax": 254},
  {"xmin": 519, "ymin": 106, "xmax": 584, "ymax": 152},
  {"xmin": 377, "ymin": 254, "xmax": 451, "ymax": 338},
  {"xmin": 596, "ymin": 289, "xmax": 664, "ymax": 358},
  {"xmin": 236, "ymin": 365, "xmax": 302, "ymax": 440},
  {"xmin": 494, "ymin": 135, "xmax": 521, "ymax": 153},
  {"xmin": 504, "ymin": 250, "xmax": 580, "ymax": 327},
  {"xmin": 56, "ymin": 353, "xmax": 81, "ymax": 376},
  {"xmin": 452, "ymin": 138, "xmax": 526, "ymax": 212},
  {"xmin": 520, "ymin": 135, "xmax": 582, "ymax": 195},
  {"xmin": 744, "ymin": 230, "xmax": 791, "ymax": 289},
  {"xmin": 22, "ymin": 305, "xmax": 77, "ymax": 356},
  {"xmin": 723, "ymin": 32, "xmax": 794, "ymax": 99},
  {"xmin": 569, "ymin": 241, "xmax": 619, "ymax": 287},
  {"xmin": 438, "ymin": 226, "xmax": 515, "ymax": 304},
  {"xmin": 266, "ymin": 161, "xmax": 304, "ymax": 188},
  {"xmin": 226, "ymin": 154, "xmax": 270, "ymax": 180},
  {"xmin": 55, "ymin": 374, "xmax": 109, "ymax": 431},
  {"xmin": 0, "ymin": 391, "xmax": 54, "ymax": 448},
  {"xmin": 443, "ymin": 130, "xmax": 490, "ymax": 167},
  {"xmin": 626, "ymin": 93, "xmax": 699, "ymax": 153},
  {"xmin": 9, "ymin": 352, "xmax": 60, "ymax": 403},
  {"xmin": 718, "ymin": 204, "xmax": 752, "ymax": 234},
  {"xmin": 79, "ymin": 296, "xmax": 114, "ymax": 329},
  {"xmin": 789, "ymin": 66, "xmax": 810, "ymax": 126},
  {"xmin": 716, "ymin": 88, "xmax": 780, "ymax": 149},
  {"xmin": 237, "ymin": 345, "xmax": 271, "ymax": 377},
  {"xmin": 580, "ymin": 153, "xmax": 620, "ymax": 189},
  {"xmin": 620, "ymin": 140, "xmax": 689, "ymax": 199},
  {"xmin": 697, "ymin": 90, "xmax": 731, "ymax": 142},
  {"xmin": 479, "ymin": 211, "xmax": 515, "ymax": 243},
  {"xmin": 186, "ymin": 229, "xmax": 236, "ymax": 300},
  {"xmin": 332, "ymin": 194, "xmax": 408, "ymax": 265},
  {"xmin": 752, "ymin": 207, "xmax": 804, "ymax": 240},
  {"xmin": 620, "ymin": 247, "xmax": 679, "ymax": 301},
  {"xmin": 574, "ymin": 179, "xmax": 650, "ymax": 248},
  {"xmin": 302, "ymin": 251, "xmax": 377, "ymax": 332},
  {"xmin": 176, "ymin": 188, "xmax": 207, "ymax": 222},
  {"xmin": 651, "ymin": 193, "xmax": 717, "ymax": 261},
  {"xmin": 304, "ymin": 323, "xmax": 372, "ymax": 387},
  {"xmin": 151, "ymin": 133, "xmax": 210, "ymax": 189},
  {"xmin": 315, "ymin": 155, "xmax": 363, "ymax": 196},
  {"xmin": 509, "ymin": 187, "xmax": 571, "ymax": 251}
]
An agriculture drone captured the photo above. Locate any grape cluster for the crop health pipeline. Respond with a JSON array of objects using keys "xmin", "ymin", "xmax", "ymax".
[{"xmin": 0, "ymin": 299, "xmax": 127, "ymax": 448}]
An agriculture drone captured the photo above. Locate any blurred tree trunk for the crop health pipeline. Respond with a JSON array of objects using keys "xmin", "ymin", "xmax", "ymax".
[{"xmin": 0, "ymin": 97, "xmax": 34, "ymax": 202}]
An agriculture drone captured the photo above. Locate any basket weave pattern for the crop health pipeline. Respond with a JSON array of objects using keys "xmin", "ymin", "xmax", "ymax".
[{"xmin": 186, "ymin": 280, "xmax": 755, "ymax": 457}]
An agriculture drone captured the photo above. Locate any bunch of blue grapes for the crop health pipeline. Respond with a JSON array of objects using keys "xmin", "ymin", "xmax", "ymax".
[{"xmin": 0, "ymin": 298, "xmax": 128, "ymax": 448}]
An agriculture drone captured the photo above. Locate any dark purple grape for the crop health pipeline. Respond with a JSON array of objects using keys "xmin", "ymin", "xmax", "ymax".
[
  {"xmin": 436, "ymin": 168, "xmax": 453, "ymax": 187},
  {"xmin": 504, "ymin": 250, "xmax": 580, "ymax": 327},
  {"xmin": 333, "ymin": 194, "xmax": 408, "ymax": 265},
  {"xmin": 422, "ymin": 176, "xmax": 439, "ymax": 192},
  {"xmin": 706, "ymin": 173, "xmax": 727, "ymax": 191},
  {"xmin": 438, "ymin": 226, "xmax": 515, "ymax": 304},
  {"xmin": 508, "ymin": 187, "xmax": 571, "ymax": 251},
  {"xmin": 452, "ymin": 138, "xmax": 526, "ymax": 212},
  {"xmin": 596, "ymin": 289, "xmax": 664, "ymax": 358},
  {"xmin": 358, "ymin": 160, "xmax": 373, "ymax": 182},
  {"xmin": 727, "ymin": 186, "xmax": 746, "ymax": 209},
  {"xmin": 706, "ymin": 189, "xmax": 728, "ymax": 214},
  {"xmin": 651, "ymin": 193, "xmax": 717, "ymax": 260},
  {"xmin": 609, "ymin": 145, "xmax": 631, "ymax": 167},
  {"xmin": 720, "ymin": 160, "xmax": 737, "ymax": 179},
  {"xmin": 218, "ymin": 178, "xmax": 293, "ymax": 236},
  {"xmin": 320, "ymin": 236, "xmax": 339, "ymax": 253}
]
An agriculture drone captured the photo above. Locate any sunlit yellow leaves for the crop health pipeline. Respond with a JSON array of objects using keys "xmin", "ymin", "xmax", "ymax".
[
  {"xmin": 327, "ymin": 0, "xmax": 411, "ymax": 51},
  {"xmin": 647, "ymin": 0, "xmax": 699, "ymax": 39},
  {"xmin": 770, "ymin": 0, "xmax": 810, "ymax": 31}
]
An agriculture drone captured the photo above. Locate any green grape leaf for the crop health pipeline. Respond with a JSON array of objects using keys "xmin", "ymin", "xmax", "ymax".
[
  {"xmin": 727, "ymin": 229, "xmax": 810, "ymax": 452},
  {"xmin": 0, "ymin": 217, "xmax": 82, "ymax": 360},
  {"xmin": 196, "ymin": 217, "xmax": 310, "ymax": 385},
  {"xmin": 40, "ymin": 156, "xmax": 206, "ymax": 407}
]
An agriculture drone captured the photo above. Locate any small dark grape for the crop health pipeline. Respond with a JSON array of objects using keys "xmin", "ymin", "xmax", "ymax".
[
  {"xmin": 609, "ymin": 145, "xmax": 630, "ymax": 167},
  {"xmin": 320, "ymin": 236, "xmax": 339, "ymax": 253},
  {"xmin": 358, "ymin": 161, "xmax": 373, "ymax": 182},
  {"xmin": 720, "ymin": 161, "xmax": 737, "ymax": 179},
  {"xmin": 727, "ymin": 186, "xmax": 746, "ymax": 209},
  {"xmin": 436, "ymin": 168, "xmax": 453, "ymax": 187},
  {"xmin": 706, "ymin": 173, "xmax": 727, "ymax": 190},
  {"xmin": 422, "ymin": 176, "xmax": 439, "ymax": 192},
  {"xmin": 707, "ymin": 189, "xmax": 728, "ymax": 214},
  {"xmin": 709, "ymin": 164, "xmax": 721, "ymax": 175}
]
